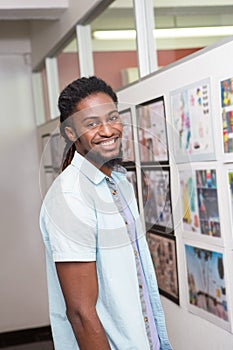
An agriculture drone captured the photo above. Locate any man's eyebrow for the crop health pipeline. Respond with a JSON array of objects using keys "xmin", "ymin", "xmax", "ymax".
[
  {"xmin": 81, "ymin": 109, "xmax": 119, "ymax": 122},
  {"xmin": 82, "ymin": 116, "xmax": 99, "ymax": 122},
  {"xmin": 108, "ymin": 109, "xmax": 119, "ymax": 115}
]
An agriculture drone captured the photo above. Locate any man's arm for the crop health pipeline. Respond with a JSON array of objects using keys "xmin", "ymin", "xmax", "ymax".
[{"xmin": 56, "ymin": 261, "xmax": 111, "ymax": 350}]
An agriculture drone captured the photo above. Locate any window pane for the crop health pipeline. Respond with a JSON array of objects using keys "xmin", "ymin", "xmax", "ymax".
[
  {"xmin": 56, "ymin": 35, "xmax": 80, "ymax": 92},
  {"xmin": 91, "ymin": 0, "xmax": 139, "ymax": 90},
  {"xmin": 41, "ymin": 66, "xmax": 51, "ymax": 122},
  {"xmin": 153, "ymin": 0, "xmax": 233, "ymax": 68}
]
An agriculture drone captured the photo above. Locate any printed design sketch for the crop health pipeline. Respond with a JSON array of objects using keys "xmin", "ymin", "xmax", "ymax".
[
  {"xmin": 50, "ymin": 133, "xmax": 65, "ymax": 172},
  {"xmin": 147, "ymin": 232, "xmax": 179, "ymax": 303},
  {"xmin": 227, "ymin": 171, "xmax": 233, "ymax": 223},
  {"xmin": 142, "ymin": 168, "xmax": 173, "ymax": 232},
  {"xmin": 220, "ymin": 77, "xmax": 233, "ymax": 153},
  {"xmin": 41, "ymin": 134, "xmax": 52, "ymax": 168},
  {"xmin": 179, "ymin": 169, "xmax": 221, "ymax": 237},
  {"xmin": 221, "ymin": 77, "xmax": 233, "ymax": 108},
  {"xmin": 185, "ymin": 245, "xmax": 228, "ymax": 324},
  {"xmin": 137, "ymin": 97, "xmax": 168, "ymax": 163},
  {"xmin": 126, "ymin": 168, "xmax": 138, "ymax": 207},
  {"xmin": 171, "ymin": 79, "xmax": 215, "ymax": 162},
  {"xmin": 120, "ymin": 109, "xmax": 135, "ymax": 163}
]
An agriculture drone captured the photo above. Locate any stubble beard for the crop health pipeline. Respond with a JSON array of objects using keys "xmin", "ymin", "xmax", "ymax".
[{"xmin": 85, "ymin": 144, "xmax": 123, "ymax": 169}]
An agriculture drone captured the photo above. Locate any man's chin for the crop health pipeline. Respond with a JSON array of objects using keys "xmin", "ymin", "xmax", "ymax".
[
  {"xmin": 86, "ymin": 149, "xmax": 123, "ymax": 169},
  {"xmin": 103, "ymin": 156, "xmax": 123, "ymax": 169}
]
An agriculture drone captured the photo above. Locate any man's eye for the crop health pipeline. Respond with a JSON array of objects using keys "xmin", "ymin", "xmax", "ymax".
[
  {"xmin": 87, "ymin": 121, "xmax": 99, "ymax": 128},
  {"xmin": 109, "ymin": 114, "xmax": 120, "ymax": 122}
]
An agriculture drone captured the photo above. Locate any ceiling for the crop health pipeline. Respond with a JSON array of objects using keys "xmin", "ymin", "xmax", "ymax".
[
  {"xmin": 0, "ymin": 0, "xmax": 68, "ymax": 20},
  {"xmin": 1, "ymin": 0, "xmax": 233, "ymax": 52},
  {"xmin": 1, "ymin": 0, "xmax": 233, "ymax": 22}
]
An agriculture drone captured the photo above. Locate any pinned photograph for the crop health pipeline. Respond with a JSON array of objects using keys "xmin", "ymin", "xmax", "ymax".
[
  {"xmin": 126, "ymin": 167, "xmax": 139, "ymax": 208},
  {"xmin": 142, "ymin": 167, "xmax": 173, "ymax": 232},
  {"xmin": 120, "ymin": 108, "xmax": 135, "ymax": 163},
  {"xmin": 147, "ymin": 232, "xmax": 179, "ymax": 304},
  {"xmin": 220, "ymin": 77, "xmax": 233, "ymax": 153},
  {"xmin": 171, "ymin": 79, "xmax": 215, "ymax": 162},
  {"xmin": 136, "ymin": 97, "xmax": 168, "ymax": 164},
  {"xmin": 179, "ymin": 168, "xmax": 221, "ymax": 237},
  {"xmin": 185, "ymin": 244, "xmax": 229, "ymax": 328}
]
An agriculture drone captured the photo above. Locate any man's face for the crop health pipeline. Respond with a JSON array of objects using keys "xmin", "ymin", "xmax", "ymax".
[{"xmin": 66, "ymin": 92, "xmax": 123, "ymax": 168}]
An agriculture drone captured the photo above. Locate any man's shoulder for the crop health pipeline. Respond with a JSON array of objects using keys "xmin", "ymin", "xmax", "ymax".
[{"xmin": 43, "ymin": 164, "xmax": 80, "ymax": 203}]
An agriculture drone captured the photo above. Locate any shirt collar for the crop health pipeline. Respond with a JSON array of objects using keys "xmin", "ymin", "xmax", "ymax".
[{"xmin": 71, "ymin": 151, "xmax": 127, "ymax": 185}]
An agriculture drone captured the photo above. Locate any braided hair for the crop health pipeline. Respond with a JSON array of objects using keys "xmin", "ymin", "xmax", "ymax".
[{"xmin": 58, "ymin": 76, "xmax": 118, "ymax": 171}]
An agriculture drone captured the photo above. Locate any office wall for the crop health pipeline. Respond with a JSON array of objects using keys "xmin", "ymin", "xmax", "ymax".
[
  {"xmin": 117, "ymin": 36, "xmax": 233, "ymax": 350},
  {"xmin": 0, "ymin": 40, "xmax": 49, "ymax": 331}
]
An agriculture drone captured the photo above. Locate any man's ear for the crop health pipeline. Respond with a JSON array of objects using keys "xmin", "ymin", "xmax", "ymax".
[{"xmin": 64, "ymin": 126, "xmax": 78, "ymax": 142}]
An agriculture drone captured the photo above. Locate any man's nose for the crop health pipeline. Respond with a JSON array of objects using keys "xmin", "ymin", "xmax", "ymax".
[{"xmin": 98, "ymin": 121, "xmax": 114, "ymax": 136}]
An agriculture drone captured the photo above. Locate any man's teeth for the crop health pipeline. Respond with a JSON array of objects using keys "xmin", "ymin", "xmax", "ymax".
[{"xmin": 100, "ymin": 139, "xmax": 115, "ymax": 146}]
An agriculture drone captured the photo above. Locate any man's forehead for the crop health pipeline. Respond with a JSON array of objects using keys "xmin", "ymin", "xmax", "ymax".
[{"xmin": 74, "ymin": 102, "xmax": 118, "ymax": 117}]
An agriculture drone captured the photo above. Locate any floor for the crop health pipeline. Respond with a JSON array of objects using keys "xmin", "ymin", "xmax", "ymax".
[
  {"xmin": 0, "ymin": 326, "xmax": 54, "ymax": 350},
  {"xmin": 0, "ymin": 341, "xmax": 54, "ymax": 350}
]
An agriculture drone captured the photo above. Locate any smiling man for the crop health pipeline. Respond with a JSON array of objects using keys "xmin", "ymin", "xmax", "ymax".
[
  {"xmin": 39, "ymin": 76, "xmax": 172, "ymax": 350},
  {"xmin": 64, "ymin": 91, "xmax": 123, "ymax": 176}
]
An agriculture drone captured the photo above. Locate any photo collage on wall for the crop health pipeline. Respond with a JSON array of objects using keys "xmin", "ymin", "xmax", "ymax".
[
  {"xmin": 147, "ymin": 232, "xmax": 179, "ymax": 304},
  {"xmin": 135, "ymin": 96, "xmax": 179, "ymax": 303},
  {"xmin": 119, "ymin": 108, "xmax": 138, "ymax": 204},
  {"xmin": 220, "ymin": 76, "xmax": 233, "ymax": 153},
  {"xmin": 136, "ymin": 97, "xmax": 171, "ymax": 233},
  {"xmin": 227, "ymin": 170, "xmax": 233, "ymax": 225},
  {"xmin": 41, "ymin": 132, "xmax": 66, "ymax": 192},
  {"xmin": 41, "ymin": 134, "xmax": 54, "ymax": 192},
  {"xmin": 179, "ymin": 168, "xmax": 221, "ymax": 237},
  {"xmin": 136, "ymin": 96, "xmax": 168, "ymax": 165},
  {"xmin": 120, "ymin": 108, "xmax": 135, "ymax": 165},
  {"xmin": 173, "ymin": 77, "xmax": 232, "ymax": 330},
  {"xmin": 142, "ymin": 167, "xmax": 173, "ymax": 233},
  {"xmin": 170, "ymin": 79, "xmax": 215, "ymax": 163},
  {"xmin": 185, "ymin": 244, "xmax": 230, "ymax": 330},
  {"xmin": 50, "ymin": 132, "xmax": 66, "ymax": 176}
]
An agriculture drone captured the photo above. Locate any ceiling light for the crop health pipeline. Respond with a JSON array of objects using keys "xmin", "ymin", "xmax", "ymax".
[
  {"xmin": 93, "ymin": 27, "xmax": 233, "ymax": 40},
  {"xmin": 156, "ymin": 26, "xmax": 233, "ymax": 38},
  {"xmin": 93, "ymin": 30, "xmax": 136, "ymax": 40}
]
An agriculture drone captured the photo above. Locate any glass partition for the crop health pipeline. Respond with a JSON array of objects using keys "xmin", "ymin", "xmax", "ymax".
[
  {"xmin": 91, "ymin": 0, "xmax": 139, "ymax": 90},
  {"xmin": 40, "ymin": 65, "xmax": 51, "ymax": 122},
  {"xmin": 56, "ymin": 35, "xmax": 80, "ymax": 92},
  {"xmin": 153, "ymin": 0, "xmax": 233, "ymax": 68}
]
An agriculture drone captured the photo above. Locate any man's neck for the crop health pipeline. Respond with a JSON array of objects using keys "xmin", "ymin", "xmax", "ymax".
[{"xmin": 99, "ymin": 165, "xmax": 112, "ymax": 177}]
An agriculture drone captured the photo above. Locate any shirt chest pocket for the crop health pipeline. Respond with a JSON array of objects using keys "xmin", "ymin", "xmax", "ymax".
[{"xmin": 96, "ymin": 210, "xmax": 131, "ymax": 249}]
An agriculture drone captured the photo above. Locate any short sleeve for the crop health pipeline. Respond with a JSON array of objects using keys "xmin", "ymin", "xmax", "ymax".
[{"xmin": 42, "ymin": 191, "xmax": 97, "ymax": 262}]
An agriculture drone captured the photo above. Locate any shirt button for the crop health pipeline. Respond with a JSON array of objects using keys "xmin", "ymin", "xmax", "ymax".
[
  {"xmin": 134, "ymin": 250, "xmax": 138, "ymax": 257},
  {"xmin": 106, "ymin": 177, "xmax": 110, "ymax": 181},
  {"xmin": 139, "ymin": 284, "xmax": 143, "ymax": 289},
  {"xmin": 144, "ymin": 316, "xmax": 148, "ymax": 322},
  {"xmin": 112, "ymin": 190, "xmax": 117, "ymax": 195},
  {"xmin": 125, "ymin": 221, "xmax": 128, "ymax": 225}
]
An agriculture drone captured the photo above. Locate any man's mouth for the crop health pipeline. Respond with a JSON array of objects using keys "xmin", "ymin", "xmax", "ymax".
[
  {"xmin": 100, "ymin": 138, "xmax": 116, "ymax": 146},
  {"xmin": 94, "ymin": 137, "xmax": 119, "ymax": 146}
]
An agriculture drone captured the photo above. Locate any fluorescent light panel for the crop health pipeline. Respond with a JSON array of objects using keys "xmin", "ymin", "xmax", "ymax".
[{"xmin": 93, "ymin": 26, "xmax": 233, "ymax": 40}]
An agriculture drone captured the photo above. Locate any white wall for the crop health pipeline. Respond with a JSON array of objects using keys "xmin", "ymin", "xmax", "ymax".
[
  {"xmin": 161, "ymin": 297, "xmax": 233, "ymax": 350},
  {"xmin": 117, "ymin": 37, "xmax": 233, "ymax": 350},
  {"xmin": 0, "ymin": 49, "xmax": 49, "ymax": 330},
  {"xmin": 0, "ymin": 21, "xmax": 30, "ymax": 54}
]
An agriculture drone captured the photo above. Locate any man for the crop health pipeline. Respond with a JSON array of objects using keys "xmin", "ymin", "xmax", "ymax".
[{"xmin": 40, "ymin": 76, "xmax": 172, "ymax": 350}]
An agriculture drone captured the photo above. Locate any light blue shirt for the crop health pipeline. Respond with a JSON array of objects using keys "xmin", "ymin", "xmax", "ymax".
[
  {"xmin": 107, "ymin": 175, "xmax": 160, "ymax": 349},
  {"xmin": 40, "ymin": 151, "xmax": 172, "ymax": 350}
]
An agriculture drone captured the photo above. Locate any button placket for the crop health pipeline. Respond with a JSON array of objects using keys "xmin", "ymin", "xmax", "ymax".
[{"xmin": 106, "ymin": 176, "xmax": 154, "ymax": 349}]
